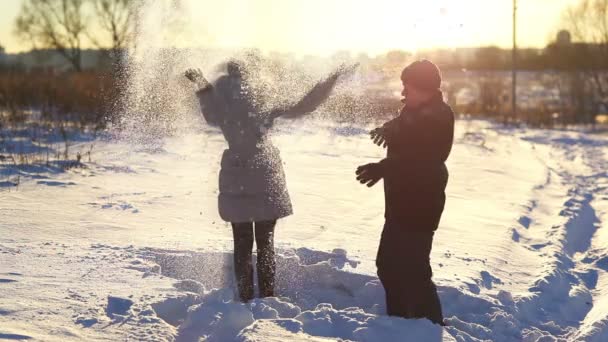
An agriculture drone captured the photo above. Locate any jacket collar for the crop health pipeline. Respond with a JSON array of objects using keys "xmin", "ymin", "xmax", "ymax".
[{"xmin": 400, "ymin": 90, "xmax": 443, "ymax": 115}]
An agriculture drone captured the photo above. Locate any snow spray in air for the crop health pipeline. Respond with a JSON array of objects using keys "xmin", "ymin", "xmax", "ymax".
[{"xmin": 114, "ymin": 0, "xmax": 363, "ymax": 148}]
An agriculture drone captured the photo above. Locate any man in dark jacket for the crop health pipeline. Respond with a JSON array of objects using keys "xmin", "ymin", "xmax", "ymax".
[{"xmin": 356, "ymin": 59, "xmax": 454, "ymax": 325}]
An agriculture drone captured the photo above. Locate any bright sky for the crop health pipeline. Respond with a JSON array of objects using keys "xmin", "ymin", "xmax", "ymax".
[{"xmin": 0, "ymin": 0, "xmax": 578, "ymax": 55}]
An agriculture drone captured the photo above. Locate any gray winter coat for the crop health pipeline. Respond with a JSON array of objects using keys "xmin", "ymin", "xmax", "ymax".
[
  {"xmin": 196, "ymin": 75, "xmax": 291, "ymax": 223},
  {"xmin": 196, "ymin": 67, "xmax": 348, "ymax": 223}
]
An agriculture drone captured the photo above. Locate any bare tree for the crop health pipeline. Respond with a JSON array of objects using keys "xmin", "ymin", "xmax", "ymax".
[
  {"xmin": 14, "ymin": 0, "xmax": 88, "ymax": 72},
  {"xmin": 88, "ymin": 0, "xmax": 136, "ymax": 59},
  {"xmin": 562, "ymin": 0, "xmax": 608, "ymax": 122}
]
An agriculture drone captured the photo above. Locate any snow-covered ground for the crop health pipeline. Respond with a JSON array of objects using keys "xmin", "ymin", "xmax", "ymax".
[{"xmin": 0, "ymin": 119, "xmax": 606, "ymax": 341}]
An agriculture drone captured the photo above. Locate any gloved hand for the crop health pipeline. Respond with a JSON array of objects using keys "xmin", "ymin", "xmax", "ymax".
[
  {"xmin": 332, "ymin": 62, "xmax": 359, "ymax": 79},
  {"xmin": 184, "ymin": 68, "xmax": 211, "ymax": 90},
  {"xmin": 356, "ymin": 162, "xmax": 383, "ymax": 187},
  {"xmin": 370, "ymin": 127, "xmax": 388, "ymax": 148}
]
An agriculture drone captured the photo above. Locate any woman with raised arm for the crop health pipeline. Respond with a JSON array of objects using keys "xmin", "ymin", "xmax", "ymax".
[{"xmin": 185, "ymin": 61, "xmax": 356, "ymax": 302}]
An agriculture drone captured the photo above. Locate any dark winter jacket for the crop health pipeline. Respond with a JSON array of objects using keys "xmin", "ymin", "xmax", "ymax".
[{"xmin": 379, "ymin": 92, "xmax": 454, "ymax": 231}]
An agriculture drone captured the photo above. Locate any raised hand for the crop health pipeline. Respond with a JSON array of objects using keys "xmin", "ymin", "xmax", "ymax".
[
  {"xmin": 184, "ymin": 68, "xmax": 210, "ymax": 89},
  {"xmin": 356, "ymin": 162, "xmax": 383, "ymax": 187},
  {"xmin": 329, "ymin": 62, "xmax": 360, "ymax": 80},
  {"xmin": 184, "ymin": 68, "xmax": 202, "ymax": 82},
  {"xmin": 270, "ymin": 63, "xmax": 359, "ymax": 120}
]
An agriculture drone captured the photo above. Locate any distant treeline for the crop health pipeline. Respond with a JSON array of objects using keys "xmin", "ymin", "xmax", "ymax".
[
  {"xmin": 0, "ymin": 42, "xmax": 606, "ymax": 131},
  {"xmin": 0, "ymin": 67, "xmax": 117, "ymax": 130},
  {"xmin": 429, "ymin": 44, "xmax": 608, "ymax": 71},
  {"xmin": 2, "ymin": 42, "xmax": 608, "ymax": 73}
]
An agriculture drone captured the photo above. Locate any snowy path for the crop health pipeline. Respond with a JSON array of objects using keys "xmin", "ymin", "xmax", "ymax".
[{"xmin": 0, "ymin": 120, "xmax": 606, "ymax": 341}]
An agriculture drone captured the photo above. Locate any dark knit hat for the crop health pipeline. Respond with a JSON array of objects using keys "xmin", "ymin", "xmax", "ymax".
[{"xmin": 400, "ymin": 59, "xmax": 441, "ymax": 91}]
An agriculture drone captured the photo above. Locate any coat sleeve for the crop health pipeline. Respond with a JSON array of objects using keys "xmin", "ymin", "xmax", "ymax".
[
  {"xmin": 269, "ymin": 71, "xmax": 341, "ymax": 120},
  {"xmin": 196, "ymin": 86, "xmax": 224, "ymax": 126},
  {"xmin": 379, "ymin": 104, "xmax": 454, "ymax": 175}
]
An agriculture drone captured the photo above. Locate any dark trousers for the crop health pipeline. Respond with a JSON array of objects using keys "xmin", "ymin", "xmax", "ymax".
[
  {"xmin": 231, "ymin": 220, "xmax": 276, "ymax": 302},
  {"xmin": 376, "ymin": 221, "xmax": 444, "ymax": 325}
]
